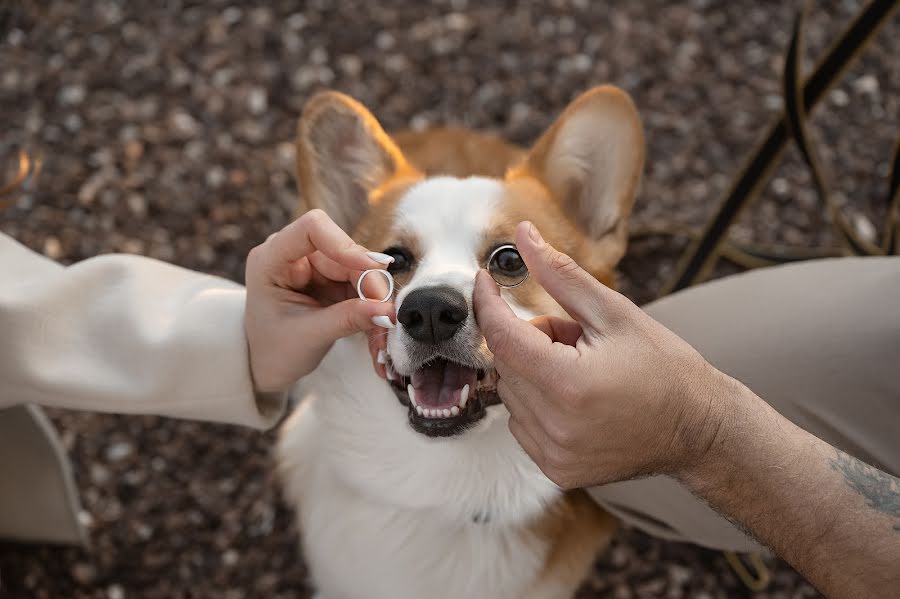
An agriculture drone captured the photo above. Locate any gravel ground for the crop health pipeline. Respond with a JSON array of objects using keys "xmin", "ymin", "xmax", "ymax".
[{"xmin": 0, "ymin": 1, "xmax": 896, "ymax": 597}]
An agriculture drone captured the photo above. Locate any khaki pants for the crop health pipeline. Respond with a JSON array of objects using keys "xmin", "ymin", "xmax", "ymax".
[{"xmin": 588, "ymin": 256, "xmax": 900, "ymax": 552}]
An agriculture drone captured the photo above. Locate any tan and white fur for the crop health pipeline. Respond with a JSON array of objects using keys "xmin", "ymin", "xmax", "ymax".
[{"xmin": 278, "ymin": 86, "xmax": 645, "ymax": 599}]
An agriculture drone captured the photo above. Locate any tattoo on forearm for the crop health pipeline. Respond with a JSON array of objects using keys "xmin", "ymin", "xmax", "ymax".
[{"xmin": 829, "ymin": 450, "xmax": 900, "ymax": 531}]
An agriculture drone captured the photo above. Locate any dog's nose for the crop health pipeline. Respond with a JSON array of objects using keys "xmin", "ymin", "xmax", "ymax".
[{"xmin": 397, "ymin": 286, "xmax": 469, "ymax": 343}]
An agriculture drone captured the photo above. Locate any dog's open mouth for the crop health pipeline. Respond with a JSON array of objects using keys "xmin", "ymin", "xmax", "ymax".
[{"xmin": 385, "ymin": 356, "xmax": 501, "ymax": 437}]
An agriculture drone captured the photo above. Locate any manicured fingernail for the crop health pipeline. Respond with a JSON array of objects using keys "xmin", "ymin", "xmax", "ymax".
[
  {"xmin": 366, "ymin": 251, "xmax": 395, "ymax": 265},
  {"xmin": 372, "ymin": 315, "xmax": 395, "ymax": 329},
  {"xmin": 527, "ymin": 222, "xmax": 544, "ymax": 245},
  {"xmin": 377, "ymin": 349, "xmax": 387, "ymax": 364}
]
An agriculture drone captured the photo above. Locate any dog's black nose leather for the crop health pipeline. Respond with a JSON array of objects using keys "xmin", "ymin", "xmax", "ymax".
[{"xmin": 398, "ymin": 286, "xmax": 468, "ymax": 343}]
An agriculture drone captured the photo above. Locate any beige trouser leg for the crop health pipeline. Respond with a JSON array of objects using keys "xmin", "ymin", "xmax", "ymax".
[{"xmin": 587, "ymin": 256, "xmax": 900, "ymax": 552}]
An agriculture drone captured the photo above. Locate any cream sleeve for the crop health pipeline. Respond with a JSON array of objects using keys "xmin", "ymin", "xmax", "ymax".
[{"xmin": 0, "ymin": 232, "xmax": 285, "ymax": 428}]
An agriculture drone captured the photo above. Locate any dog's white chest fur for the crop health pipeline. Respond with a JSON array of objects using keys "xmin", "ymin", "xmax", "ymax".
[{"xmin": 278, "ymin": 337, "xmax": 562, "ymax": 599}]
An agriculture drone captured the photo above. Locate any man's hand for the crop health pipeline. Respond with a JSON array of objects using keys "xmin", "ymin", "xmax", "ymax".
[
  {"xmin": 473, "ymin": 221, "xmax": 727, "ymax": 489},
  {"xmin": 475, "ymin": 224, "xmax": 900, "ymax": 596},
  {"xmin": 244, "ymin": 209, "xmax": 396, "ymax": 393}
]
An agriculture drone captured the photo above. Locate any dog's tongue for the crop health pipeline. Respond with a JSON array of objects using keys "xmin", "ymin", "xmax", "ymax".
[{"xmin": 410, "ymin": 359, "xmax": 478, "ymax": 409}]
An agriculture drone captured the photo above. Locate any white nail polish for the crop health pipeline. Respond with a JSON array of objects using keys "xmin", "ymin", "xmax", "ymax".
[
  {"xmin": 366, "ymin": 251, "xmax": 395, "ymax": 265},
  {"xmin": 372, "ymin": 315, "xmax": 395, "ymax": 329},
  {"xmin": 377, "ymin": 349, "xmax": 387, "ymax": 364}
]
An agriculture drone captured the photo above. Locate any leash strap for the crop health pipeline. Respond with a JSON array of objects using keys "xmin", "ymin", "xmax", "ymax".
[
  {"xmin": 0, "ymin": 150, "xmax": 39, "ymax": 211},
  {"xmin": 724, "ymin": 551, "xmax": 771, "ymax": 592}
]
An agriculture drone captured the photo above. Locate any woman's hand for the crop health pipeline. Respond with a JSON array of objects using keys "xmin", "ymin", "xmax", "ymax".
[{"xmin": 244, "ymin": 209, "xmax": 396, "ymax": 393}]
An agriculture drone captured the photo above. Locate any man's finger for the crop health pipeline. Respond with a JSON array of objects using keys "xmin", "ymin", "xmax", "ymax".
[
  {"xmin": 496, "ymin": 373, "xmax": 542, "ymax": 428},
  {"xmin": 514, "ymin": 221, "xmax": 617, "ymax": 330},
  {"xmin": 269, "ymin": 209, "xmax": 389, "ymax": 271},
  {"xmin": 529, "ymin": 315, "xmax": 584, "ymax": 347},
  {"xmin": 473, "ymin": 270, "xmax": 571, "ymax": 373},
  {"xmin": 508, "ymin": 417, "xmax": 547, "ymax": 470}
]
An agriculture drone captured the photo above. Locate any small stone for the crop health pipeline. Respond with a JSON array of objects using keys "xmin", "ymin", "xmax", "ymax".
[
  {"xmin": 772, "ymin": 177, "xmax": 789, "ymax": 196},
  {"xmin": 127, "ymin": 194, "xmax": 147, "ymax": 217},
  {"xmin": 77, "ymin": 510, "xmax": 95, "ymax": 529},
  {"xmin": 121, "ymin": 239, "xmax": 145, "ymax": 255},
  {"xmin": 571, "ymin": 54, "xmax": 592, "ymax": 73},
  {"xmin": 124, "ymin": 141, "xmax": 144, "ymax": 162},
  {"xmin": 71, "ymin": 563, "xmax": 97, "ymax": 585},
  {"xmin": 247, "ymin": 88, "xmax": 267, "ymax": 115},
  {"xmin": 64, "ymin": 113, "xmax": 83, "ymax": 131},
  {"xmin": 276, "ymin": 142, "xmax": 296, "ymax": 167},
  {"xmin": 852, "ymin": 213, "xmax": 877, "ymax": 244},
  {"xmin": 228, "ymin": 169, "xmax": 248, "ymax": 187},
  {"xmin": 43, "ymin": 237, "xmax": 62, "ymax": 260},
  {"xmin": 286, "ymin": 13, "xmax": 307, "ymax": 30},
  {"xmin": 669, "ymin": 564, "xmax": 692, "ymax": 585},
  {"xmin": 310, "ymin": 47, "xmax": 328, "ymax": 65},
  {"xmin": 222, "ymin": 549, "xmax": 239, "ymax": 566},
  {"xmin": 829, "ymin": 88, "xmax": 849, "ymax": 107},
  {"xmin": 105, "ymin": 441, "xmax": 134, "ymax": 462},
  {"xmin": 90, "ymin": 463, "xmax": 110, "ymax": 484},
  {"xmin": 444, "ymin": 13, "xmax": 470, "ymax": 31},
  {"xmin": 375, "ymin": 31, "xmax": 395, "ymax": 50},
  {"xmin": 134, "ymin": 522, "xmax": 153, "ymax": 540},
  {"xmin": 106, "ymin": 584, "xmax": 125, "ymax": 599},
  {"xmin": 852, "ymin": 74, "xmax": 879, "ymax": 96},
  {"xmin": 384, "ymin": 54, "xmax": 408, "ymax": 72},
  {"xmin": 338, "ymin": 54, "xmax": 363, "ymax": 77},
  {"xmin": 59, "ymin": 84, "xmax": 86, "ymax": 105},
  {"xmin": 222, "ymin": 6, "xmax": 243, "ymax": 25},
  {"xmin": 170, "ymin": 109, "xmax": 199, "ymax": 138},
  {"xmin": 409, "ymin": 114, "xmax": 431, "ymax": 131},
  {"xmin": 219, "ymin": 224, "xmax": 243, "ymax": 241},
  {"xmin": 207, "ymin": 166, "xmax": 226, "ymax": 188}
]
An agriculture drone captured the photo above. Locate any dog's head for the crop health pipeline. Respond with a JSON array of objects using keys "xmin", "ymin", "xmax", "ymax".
[{"xmin": 296, "ymin": 87, "xmax": 644, "ymax": 439}]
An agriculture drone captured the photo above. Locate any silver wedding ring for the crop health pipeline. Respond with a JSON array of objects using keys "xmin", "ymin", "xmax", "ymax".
[{"xmin": 357, "ymin": 269, "xmax": 395, "ymax": 303}]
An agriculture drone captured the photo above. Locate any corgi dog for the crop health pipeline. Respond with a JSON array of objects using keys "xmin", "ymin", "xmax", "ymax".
[{"xmin": 278, "ymin": 86, "xmax": 645, "ymax": 599}]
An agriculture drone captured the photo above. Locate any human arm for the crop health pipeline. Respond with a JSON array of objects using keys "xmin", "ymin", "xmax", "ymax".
[
  {"xmin": 682, "ymin": 378, "xmax": 900, "ymax": 597},
  {"xmin": 0, "ymin": 209, "xmax": 395, "ymax": 427},
  {"xmin": 472, "ymin": 221, "xmax": 900, "ymax": 597}
]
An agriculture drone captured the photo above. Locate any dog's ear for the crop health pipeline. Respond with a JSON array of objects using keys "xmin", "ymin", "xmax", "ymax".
[
  {"xmin": 296, "ymin": 91, "xmax": 413, "ymax": 232},
  {"xmin": 514, "ymin": 86, "xmax": 644, "ymax": 260}
]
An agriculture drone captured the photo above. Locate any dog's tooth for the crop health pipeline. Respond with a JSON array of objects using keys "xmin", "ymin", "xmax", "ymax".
[
  {"xmin": 426, "ymin": 409, "xmax": 434, "ymax": 418},
  {"xmin": 459, "ymin": 384, "xmax": 470, "ymax": 409},
  {"xmin": 377, "ymin": 350, "xmax": 387, "ymax": 364},
  {"xmin": 407, "ymin": 384, "xmax": 417, "ymax": 407},
  {"xmin": 442, "ymin": 408, "xmax": 451, "ymax": 418},
  {"xmin": 416, "ymin": 406, "xmax": 423, "ymax": 416},
  {"xmin": 386, "ymin": 363, "xmax": 395, "ymax": 381},
  {"xmin": 450, "ymin": 406, "xmax": 460, "ymax": 417}
]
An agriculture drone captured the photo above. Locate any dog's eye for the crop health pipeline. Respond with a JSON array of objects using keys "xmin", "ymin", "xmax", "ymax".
[
  {"xmin": 383, "ymin": 247, "xmax": 413, "ymax": 274},
  {"xmin": 487, "ymin": 244, "xmax": 529, "ymax": 288}
]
